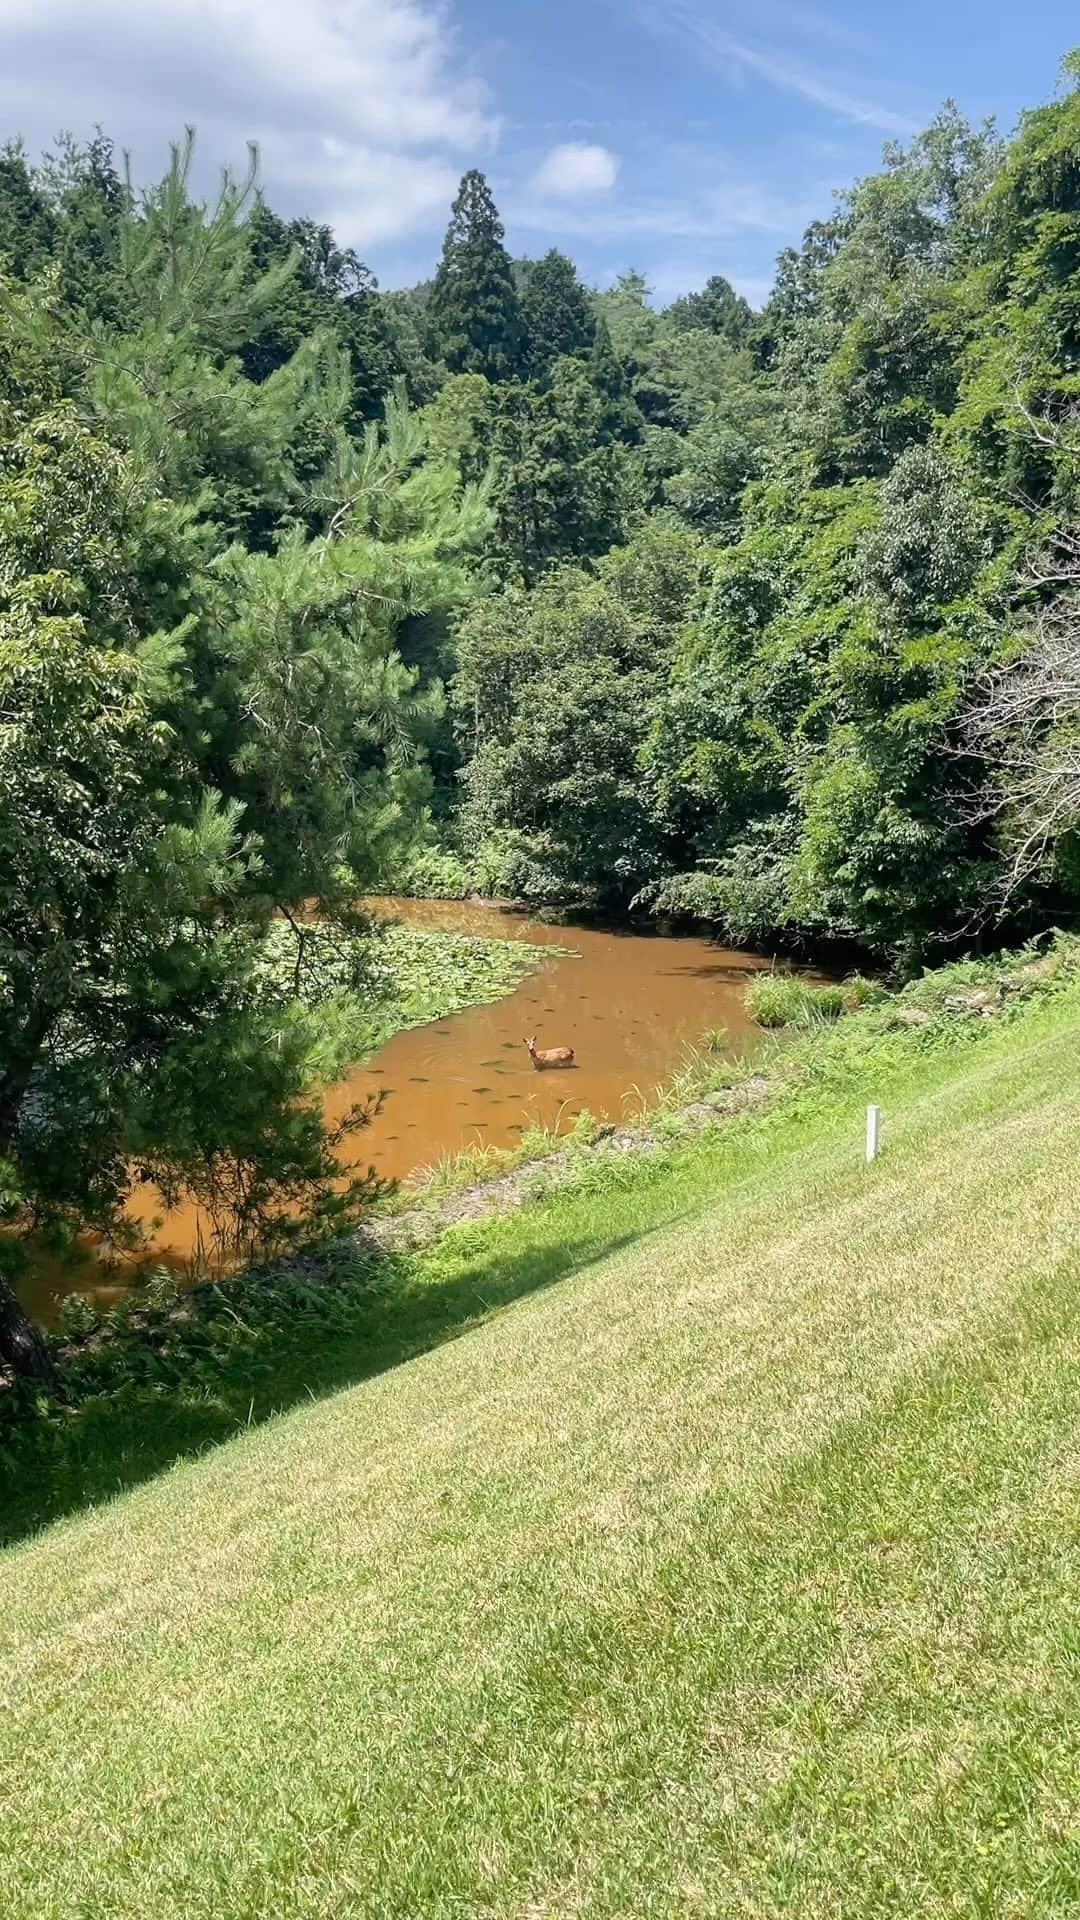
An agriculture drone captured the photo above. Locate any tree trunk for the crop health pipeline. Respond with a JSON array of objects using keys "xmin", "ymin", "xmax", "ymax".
[
  {"xmin": 0, "ymin": 1002, "xmax": 56, "ymax": 1155},
  {"xmin": 0, "ymin": 1276, "xmax": 58, "ymax": 1391}
]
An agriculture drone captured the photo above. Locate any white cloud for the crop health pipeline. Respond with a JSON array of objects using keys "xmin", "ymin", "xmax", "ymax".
[
  {"xmin": 0, "ymin": 0, "xmax": 499, "ymax": 249},
  {"xmin": 532, "ymin": 142, "xmax": 619, "ymax": 196},
  {"xmin": 271, "ymin": 138, "xmax": 461, "ymax": 248}
]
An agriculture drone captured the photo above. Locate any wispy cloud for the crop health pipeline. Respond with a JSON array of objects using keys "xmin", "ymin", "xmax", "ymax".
[
  {"xmin": 724, "ymin": 39, "xmax": 917, "ymax": 134},
  {"xmin": 634, "ymin": 0, "xmax": 920, "ymax": 136},
  {"xmin": 507, "ymin": 174, "xmax": 819, "ymax": 244}
]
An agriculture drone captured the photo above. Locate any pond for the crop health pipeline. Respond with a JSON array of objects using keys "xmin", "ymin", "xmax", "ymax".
[{"xmin": 19, "ymin": 898, "xmax": 804, "ymax": 1323}]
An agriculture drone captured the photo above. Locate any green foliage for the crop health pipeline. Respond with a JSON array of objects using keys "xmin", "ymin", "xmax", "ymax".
[
  {"xmin": 41, "ymin": 131, "xmax": 127, "ymax": 324},
  {"xmin": 427, "ymin": 170, "xmax": 523, "ymax": 381},
  {"xmin": 241, "ymin": 200, "xmax": 395, "ymax": 422},
  {"xmin": 486, "ymin": 360, "xmax": 639, "ymax": 583},
  {"xmin": 766, "ymin": 107, "xmax": 1001, "ymax": 483},
  {"xmin": 520, "ymin": 249, "xmax": 596, "ymax": 381},
  {"xmin": 0, "ymin": 391, "xmax": 459, "ymax": 1270},
  {"xmin": 745, "ymin": 973, "xmax": 847, "ymax": 1028},
  {"xmin": 420, "ymin": 371, "xmax": 495, "ymax": 486},
  {"xmin": 858, "ymin": 443, "xmax": 990, "ymax": 619},
  {"xmin": 660, "ymin": 340, "xmax": 777, "ymax": 531},
  {"xmin": 5, "ymin": 59, "xmax": 1080, "ymax": 1359},
  {"xmin": 431, "ymin": 65, "xmax": 1080, "ymax": 959},
  {"xmin": 454, "ymin": 521, "xmax": 707, "ymax": 904},
  {"xmin": 665, "ymin": 272, "xmax": 754, "ymax": 345},
  {"xmin": 421, "ymin": 355, "xmax": 642, "ymax": 587},
  {"xmin": 0, "ymin": 139, "xmax": 492, "ymax": 1363},
  {"xmin": 620, "ymin": 75, "xmax": 1080, "ymax": 957},
  {"xmin": 398, "ymin": 841, "xmax": 475, "ymax": 899},
  {"xmin": 595, "ymin": 267, "xmax": 657, "ymax": 363},
  {"xmin": 379, "ymin": 285, "xmax": 445, "ymax": 405},
  {"xmin": 587, "ymin": 312, "xmax": 644, "ymax": 444},
  {"xmin": 0, "ymin": 140, "xmax": 56, "ymax": 277}
]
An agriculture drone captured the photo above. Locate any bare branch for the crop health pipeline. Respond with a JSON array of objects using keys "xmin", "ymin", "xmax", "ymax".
[{"xmin": 963, "ymin": 534, "xmax": 1080, "ymax": 900}]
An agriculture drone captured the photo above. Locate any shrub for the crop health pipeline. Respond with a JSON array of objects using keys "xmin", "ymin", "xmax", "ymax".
[
  {"xmin": 747, "ymin": 974, "xmax": 846, "ymax": 1028},
  {"xmin": 400, "ymin": 844, "xmax": 474, "ymax": 899},
  {"xmin": 841, "ymin": 973, "xmax": 887, "ymax": 1010}
]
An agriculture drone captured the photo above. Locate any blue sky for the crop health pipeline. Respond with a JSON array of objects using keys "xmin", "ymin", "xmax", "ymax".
[{"xmin": 0, "ymin": 1, "xmax": 1077, "ymax": 306}]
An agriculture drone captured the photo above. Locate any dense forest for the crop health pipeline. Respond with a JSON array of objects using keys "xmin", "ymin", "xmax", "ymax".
[{"xmin": 2, "ymin": 60, "xmax": 1079, "ymax": 1371}]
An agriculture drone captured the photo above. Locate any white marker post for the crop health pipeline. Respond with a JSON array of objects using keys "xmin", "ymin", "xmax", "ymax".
[{"xmin": 866, "ymin": 1104, "xmax": 881, "ymax": 1163}]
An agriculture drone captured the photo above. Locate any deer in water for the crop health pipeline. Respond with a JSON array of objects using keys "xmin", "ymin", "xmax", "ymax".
[{"xmin": 524, "ymin": 1034, "xmax": 576, "ymax": 1071}]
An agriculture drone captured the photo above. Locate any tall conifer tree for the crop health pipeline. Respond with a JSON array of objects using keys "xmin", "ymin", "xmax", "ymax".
[
  {"xmin": 588, "ymin": 312, "xmax": 643, "ymax": 443},
  {"xmin": 0, "ymin": 142, "xmax": 56, "ymax": 277},
  {"xmin": 520, "ymin": 249, "xmax": 596, "ymax": 381},
  {"xmin": 665, "ymin": 273, "xmax": 753, "ymax": 345},
  {"xmin": 427, "ymin": 170, "xmax": 522, "ymax": 381}
]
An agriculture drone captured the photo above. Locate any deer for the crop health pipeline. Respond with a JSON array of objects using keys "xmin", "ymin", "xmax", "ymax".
[{"xmin": 524, "ymin": 1034, "xmax": 576, "ymax": 1071}]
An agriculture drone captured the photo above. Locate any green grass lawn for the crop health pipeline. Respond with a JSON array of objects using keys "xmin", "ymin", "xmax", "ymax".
[{"xmin": 3, "ymin": 978, "xmax": 1080, "ymax": 1916}]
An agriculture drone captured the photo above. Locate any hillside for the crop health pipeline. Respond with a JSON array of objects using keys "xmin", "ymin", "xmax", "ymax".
[{"xmin": 2, "ymin": 976, "xmax": 1080, "ymax": 1917}]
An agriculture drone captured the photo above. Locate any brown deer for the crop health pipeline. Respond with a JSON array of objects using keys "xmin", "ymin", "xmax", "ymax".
[{"xmin": 524, "ymin": 1034, "xmax": 576, "ymax": 1071}]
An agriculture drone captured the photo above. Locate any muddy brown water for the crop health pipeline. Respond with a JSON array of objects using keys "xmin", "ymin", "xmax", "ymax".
[{"xmin": 19, "ymin": 898, "xmax": 805, "ymax": 1324}]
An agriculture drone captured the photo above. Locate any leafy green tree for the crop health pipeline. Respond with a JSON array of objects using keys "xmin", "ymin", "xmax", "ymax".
[
  {"xmin": 520, "ymin": 248, "xmax": 596, "ymax": 381},
  {"xmin": 0, "ymin": 144, "xmax": 490, "ymax": 1377},
  {"xmin": 488, "ymin": 359, "xmax": 637, "ymax": 583},
  {"xmin": 644, "ymin": 440, "xmax": 1007, "ymax": 953},
  {"xmin": 379, "ymin": 284, "xmax": 444, "ymax": 405},
  {"xmin": 641, "ymin": 329, "xmax": 753, "ymax": 430},
  {"xmin": 0, "ymin": 141, "xmax": 55, "ymax": 277},
  {"xmin": 596, "ymin": 268, "xmax": 657, "ymax": 363},
  {"xmin": 665, "ymin": 273, "xmax": 753, "ymax": 345},
  {"xmin": 455, "ymin": 574, "xmax": 658, "ymax": 904},
  {"xmin": 663, "ymin": 406, "xmax": 767, "ymax": 532},
  {"xmin": 765, "ymin": 109, "xmax": 1000, "ymax": 481},
  {"xmin": 242, "ymin": 201, "xmax": 394, "ymax": 422},
  {"xmin": 41, "ymin": 131, "xmax": 127, "ymax": 323},
  {"xmin": 946, "ymin": 57, "xmax": 1080, "ymax": 512},
  {"xmin": 587, "ymin": 313, "xmax": 643, "ymax": 443},
  {"xmin": 420, "ymin": 372, "xmax": 495, "ymax": 487},
  {"xmin": 453, "ymin": 521, "xmax": 704, "ymax": 903},
  {"xmin": 617, "ymin": 326, "xmax": 775, "ymax": 525},
  {"xmin": 427, "ymin": 170, "xmax": 522, "ymax": 381}
]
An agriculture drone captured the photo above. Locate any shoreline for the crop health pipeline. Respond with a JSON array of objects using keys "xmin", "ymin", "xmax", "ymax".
[
  {"xmin": 1, "ymin": 933, "xmax": 1075, "ymax": 1550},
  {"xmin": 46, "ymin": 936, "xmax": 1073, "ymax": 1355}
]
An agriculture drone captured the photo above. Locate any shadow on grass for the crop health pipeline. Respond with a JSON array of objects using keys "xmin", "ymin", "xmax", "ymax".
[{"xmin": 0, "ymin": 1204, "xmax": 667, "ymax": 1552}]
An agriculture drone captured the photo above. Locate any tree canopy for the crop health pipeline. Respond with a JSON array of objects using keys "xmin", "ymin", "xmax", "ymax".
[
  {"xmin": 426, "ymin": 169, "xmax": 523, "ymax": 381},
  {"xmin": 0, "ymin": 138, "xmax": 488, "ymax": 1373},
  {"xmin": 3, "ymin": 63, "xmax": 1080, "ymax": 1368}
]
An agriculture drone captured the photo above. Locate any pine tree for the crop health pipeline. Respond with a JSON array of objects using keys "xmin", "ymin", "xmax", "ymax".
[
  {"xmin": 588, "ymin": 313, "xmax": 643, "ymax": 443},
  {"xmin": 47, "ymin": 132, "xmax": 127, "ymax": 324},
  {"xmin": 665, "ymin": 273, "xmax": 753, "ymax": 345},
  {"xmin": 520, "ymin": 249, "xmax": 596, "ymax": 381},
  {"xmin": 0, "ymin": 143, "xmax": 492, "ymax": 1379},
  {"xmin": 427, "ymin": 170, "xmax": 522, "ymax": 381},
  {"xmin": 0, "ymin": 141, "xmax": 56, "ymax": 277},
  {"xmin": 489, "ymin": 363, "xmax": 633, "ymax": 584},
  {"xmin": 242, "ymin": 202, "xmax": 395, "ymax": 423}
]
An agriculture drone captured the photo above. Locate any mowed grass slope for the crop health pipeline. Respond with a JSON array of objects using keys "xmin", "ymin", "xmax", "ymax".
[{"xmin": 3, "ymin": 988, "xmax": 1080, "ymax": 1917}]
